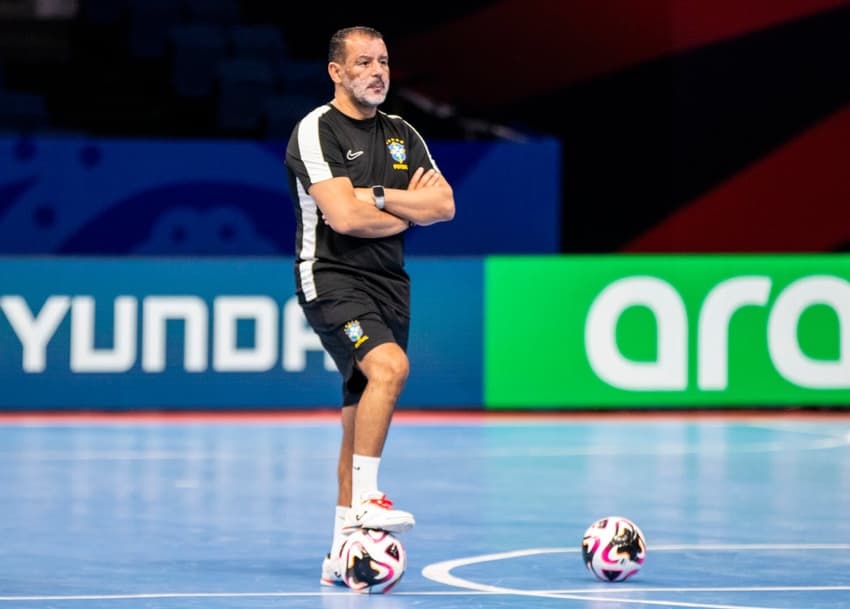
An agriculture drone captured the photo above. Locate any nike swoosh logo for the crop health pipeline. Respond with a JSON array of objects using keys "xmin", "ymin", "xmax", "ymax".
[{"xmin": 346, "ymin": 150, "xmax": 365, "ymax": 160}]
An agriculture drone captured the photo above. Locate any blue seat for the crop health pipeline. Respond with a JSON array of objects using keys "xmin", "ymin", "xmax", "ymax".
[
  {"xmin": 81, "ymin": 0, "xmax": 128, "ymax": 25},
  {"xmin": 184, "ymin": 0, "xmax": 239, "ymax": 25},
  {"xmin": 229, "ymin": 24, "xmax": 288, "ymax": 73},
  {"xmin": 216, "ymin": 58, "xmax": 275, "ymax": 131},
  {"xmin": 128, "ymin": 0, "xmax": 183, "ymax": 59},
  {"xmin": 278, "ymin": 58, "xmax": 328, "ymax": 98},
  {"xmin": 263, "ymin": 94, "xmax": 324, "ymax": 139},
  {"xmin": 0, "ymin": 91, "xmax": 50, "ymax": 132},
  {"xmin": 170, "ymin": 24, "xmax": 227, "ymax": 97}
]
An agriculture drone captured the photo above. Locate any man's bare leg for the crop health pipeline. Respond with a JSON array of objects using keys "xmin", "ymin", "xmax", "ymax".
[
  {"xmin": 335, "ymin": 341, "xmax": 408, "ymax": 507},
  {"xmin": 342, "ymin": 342, "xmax": 415, "ymax": 533},
  {"xmin": 321, "ymin": 405, "xmax": 357, "ymax": 586},
  {"xmin": 353, "ymin": 342, "xmax": 409, "ymax": 457},
  {"xmin": 337, "ymin": 405, "xmax": 356, "ymax": 508}
]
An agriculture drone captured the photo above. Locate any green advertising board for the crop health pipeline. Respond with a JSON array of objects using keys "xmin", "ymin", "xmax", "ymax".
[{"xmin": 485, "ymin": 254, "xmax": 850, "ymax": 408}]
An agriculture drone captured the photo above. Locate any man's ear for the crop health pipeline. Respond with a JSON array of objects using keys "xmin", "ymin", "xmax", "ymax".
[{"xmin": 328, "ymin": 62, "xmax": 343, "ymax": 84}]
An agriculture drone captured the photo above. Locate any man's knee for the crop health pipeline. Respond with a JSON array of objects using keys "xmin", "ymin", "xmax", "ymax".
[{"xmin": 361, "ymin": 343, "xmax": 409, "ymax": 386}]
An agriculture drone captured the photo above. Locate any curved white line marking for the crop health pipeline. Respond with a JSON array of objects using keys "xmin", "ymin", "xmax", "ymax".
[{"xmin": 422, "ymin": 544, "xmax": 850, "ymax": 609}]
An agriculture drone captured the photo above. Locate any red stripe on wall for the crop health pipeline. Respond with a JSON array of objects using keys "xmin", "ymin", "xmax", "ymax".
[
  {"xmin": 394, "ymin": 0, "xmax": 850, "ymax": 105},
  {"xmin": 624, "ymin": 103, "xmax": 850, "ymax": 252}
]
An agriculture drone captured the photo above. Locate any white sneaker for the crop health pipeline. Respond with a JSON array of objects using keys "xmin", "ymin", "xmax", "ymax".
[
  {"xmin": 342, "ymin": 491, "xmax": 415, "ymax": 534},
  {"xmin": 320, "ymin": 551, "xmax": 344, "ymax": 586}
]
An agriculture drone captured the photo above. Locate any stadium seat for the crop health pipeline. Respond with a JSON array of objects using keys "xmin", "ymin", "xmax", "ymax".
[
  {"xmin": 170, "ymin": 24, "xmax": 227, "ymax": 97},
  {"xmin": 263, "ymin": 94, "xmax": 324, "ymax": 139},
  {"xmin": 216, "ymin": 58, "xmax": 275, "ymax": 131},
  {"xmin": 184, "ymin": 0, "xmax": 239, "ymax": 26},
  {"xmin": 229, "ymin": 24, "xmax": 288, "ymax": 73},
  {"xmin": 128, "ymin": 0, "xmax": 183, "ymax": 59},
  {"xmin": 278, "ymin": 58, "xmax": 328, "ymax": 98},
  {"xmin": 0, "ymin": 91, "xmax": 50, "ymax": 132},
  {"xmin": 81, "ymin": 0, "xmax": 128, "ymax": 25}
]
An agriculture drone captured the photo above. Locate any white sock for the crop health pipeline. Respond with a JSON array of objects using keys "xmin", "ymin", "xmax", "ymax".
[
  {"xmin": 331, "ymin": 505, "xmax": 348, "ymax": 553},
  {"xmin": 351, "ymin": 454, "xmax": 381, "ymax": 504}
]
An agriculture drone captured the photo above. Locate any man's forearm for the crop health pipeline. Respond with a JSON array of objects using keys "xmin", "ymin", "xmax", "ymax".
[{"xmin": 379, "ymin": 185, "xmax": 455, "ymax": 226}]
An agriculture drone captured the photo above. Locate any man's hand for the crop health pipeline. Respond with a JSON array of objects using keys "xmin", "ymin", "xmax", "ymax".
[{"xmin": 407, "ymin": 167, "xmax": 441, "ymax": 191}]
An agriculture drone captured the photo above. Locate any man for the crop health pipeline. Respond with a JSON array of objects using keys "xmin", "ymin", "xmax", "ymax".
[{"xmin": 284, "ymin": 26, "xmax": 455, "ymax": 585}]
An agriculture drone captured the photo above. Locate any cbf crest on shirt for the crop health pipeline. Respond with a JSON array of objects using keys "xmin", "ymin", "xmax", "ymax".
[{"xmin": 386, "ymin": 137, "xmax": 407, "ymax": 170}]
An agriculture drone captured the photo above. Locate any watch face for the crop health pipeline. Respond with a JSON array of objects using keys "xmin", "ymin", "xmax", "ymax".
[{"xmin": 372, "ymin": 185, "xmax": 385, "ymax": 209}]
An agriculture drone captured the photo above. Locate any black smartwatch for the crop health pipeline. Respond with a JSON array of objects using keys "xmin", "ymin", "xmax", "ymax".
[{"xmin": 371, "ymin": 185, "xmax": 385, "ymax": 210}]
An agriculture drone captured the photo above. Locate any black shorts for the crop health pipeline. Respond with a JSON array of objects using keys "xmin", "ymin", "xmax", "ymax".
[{"xmin": 300, "ymin": 288, "xmax": 410, "ymax": 406}]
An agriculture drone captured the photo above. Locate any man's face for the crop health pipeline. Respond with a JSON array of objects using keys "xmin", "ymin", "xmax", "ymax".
[{"xmin": 337, "ymin": 34, "xmax": 389, "ymax": 108}]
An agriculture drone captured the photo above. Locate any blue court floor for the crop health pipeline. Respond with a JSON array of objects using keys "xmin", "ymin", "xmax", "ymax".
[{"xmin": 1, "ymin": 410, "xmax": 849, "ymax": 609}]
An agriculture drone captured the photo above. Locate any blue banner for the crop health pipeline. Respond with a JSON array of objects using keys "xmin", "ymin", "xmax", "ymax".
[
  {"xmin": 0, "ymin": 135, "xmax": 559, "ymax": 256},
  {"xmin": 0, "ymin": 258, "xmax": 483, "ymax": 409}
]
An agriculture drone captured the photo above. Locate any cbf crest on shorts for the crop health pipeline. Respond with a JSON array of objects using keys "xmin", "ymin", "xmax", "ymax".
[
  {"xmin": 344, "ymin": 320, "xmax": 369, "ymax": 348},
  {"xmin": 386, "ymin": 137, "xmax": 408, "ymax": 170}
]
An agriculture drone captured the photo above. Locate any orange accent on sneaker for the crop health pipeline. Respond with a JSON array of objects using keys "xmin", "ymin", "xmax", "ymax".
[{"xmin": 365, "ymin": 494, "xmax": 394, "ymax": 509}]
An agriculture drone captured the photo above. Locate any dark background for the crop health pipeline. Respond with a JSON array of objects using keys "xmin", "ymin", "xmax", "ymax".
[{"xmin": 1, "ymin": 0, "xmax": 848, "ymax": 253}]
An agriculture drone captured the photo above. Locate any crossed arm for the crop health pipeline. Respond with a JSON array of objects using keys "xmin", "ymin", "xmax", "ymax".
[{"xmin": 309, "ymin": 167, "xmax": 455, "ymax": 238}]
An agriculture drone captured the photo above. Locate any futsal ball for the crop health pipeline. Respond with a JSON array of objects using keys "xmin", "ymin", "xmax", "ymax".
[
  {"xmin": 341, "ymin": 529, "xmax": 406, "ymax": 593},
  {"xmin": 581, "ymin": 516, "xmax": 647, "ymax": 582}
]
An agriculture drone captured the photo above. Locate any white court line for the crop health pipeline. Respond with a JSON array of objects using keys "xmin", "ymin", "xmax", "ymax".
[
  {"xmin": 421, "ymin": 544, "xmax": 850, "ymax": 609},
  {"xmin": 3, "ymin": 545, "xmax": 850, "ymax": 605},
  {"xmin": 0, "ymin": 591, "xmax": 505, "ymax": 601},
  {"xmin": 549, "ymin": 587, "xmax": 850, "ymax": 593},
  {"xmin": 4, "ymin": 589, "xmax": 849, "ymax": 605}
]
